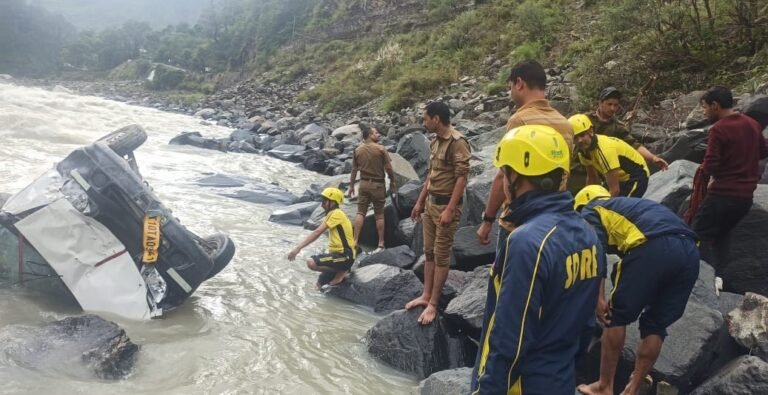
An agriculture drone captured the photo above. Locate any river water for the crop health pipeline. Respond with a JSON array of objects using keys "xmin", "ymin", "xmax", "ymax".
[{"xmin": 0, "ymin": 83, "xmax": 416, "ymax": 394}]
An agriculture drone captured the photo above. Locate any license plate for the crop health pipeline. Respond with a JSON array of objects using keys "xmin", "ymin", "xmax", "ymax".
[{"xmin": 142, "ymin": 214, "xmax": 161, "ymax": 263}]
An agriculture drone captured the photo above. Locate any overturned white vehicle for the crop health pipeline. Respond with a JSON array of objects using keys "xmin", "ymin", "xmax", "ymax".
[{"xmin": 0, "ymin": 125, "xmax": 234, "ymax": 320}]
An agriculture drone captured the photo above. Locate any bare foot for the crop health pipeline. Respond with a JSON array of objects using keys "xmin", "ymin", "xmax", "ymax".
[
  {"xmin": 576, "ymin": 382, "xmax": 612, "ymax": 395},
  {"xmin": 329, "ymin": 271, "xmax": 348, "ymax": 286},
  {"xmin": 417, "ymin": 304, "xmax": 437, "ymax": 325},
  {"xmin": 405, "ymin": 296, "xmax": 429, "ymax": 310}
]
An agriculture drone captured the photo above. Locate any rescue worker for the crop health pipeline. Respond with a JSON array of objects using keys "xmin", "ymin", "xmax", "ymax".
[
  {"xmin": 692, "ymin": 86, "xmax": 768, "ymax": 292},
  {"xmin": 287, "ymin": 187, "xmax": 356, "ymax": 288},
  {"xmin": 470, "ymin": 125, "xmax": 605, "ymax": 394},
  {"xmin": 406, "ymin": 101, "xmax": 471, "ymax": 325},
  {"xmin": 570, "ymin": 114, "xmax": 650, "ymax": 197},
  {"xmin": 476, "ymin": 59, "xmax": 574, "ymax": 247},
  {"xmin": 589, "ymin": 87, "xmax": 668, "ymax": 170},
  {"xmin": 347, "ymin": 123, "xmax": 397, "ymax": 252},
  {"xmin": 574, "ymin": 185, "xmax": 699, "ymax": 395}
]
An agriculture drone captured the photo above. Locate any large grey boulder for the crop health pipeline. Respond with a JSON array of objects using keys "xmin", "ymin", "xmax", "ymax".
[
  {"xmin": 357, "ymin": 245, "xmax": 417, "ymax": 270},
  {"xmin": 622, "ymin": 301, "xmax": 741, "ymax": 393},
  {"xmin": 268, "ymin": 201, "xmax": 320, "ymax": 226},
  {"xmin": 467, "ymin": 126, "xmax": 505, "ymax": 151},
  {"xmin": 463, "ymin": 166, "xmax": 496, "ymax": 227},
  {"xmin": 742, "ymin": 95, "xmax": 768, "ymax": 129},
  {"xmin": 325, "ymin": 264, "xmax": 422, "ymax": 314},
  {"xmin": 444, "ymin": 265, "xmax": 490, "ymax": 340},
  {"xmin": 419, "ymin": 367, "xmax": 473, "ymax": 395},
  {"xmin": 396, "ymin": 132, "xmax": 430, "ymax": 180},
  {"xmin": 5, "ymin": 315, "xmax": 138, "ymax": 380},
  {"xmin": 365, "ymin": 308, "xmax": 475, "ymax": 380},
  {"xmin": 726, "ymin": 292, "xmax": 768, "ymax": 360},
  {"xmin": 394, "ymin": 218, "xmax": 418, "ymax": 247},
  {"xmin": 360, "ymin": 203, "xmax": 401, "ymax": 248},
  {"xmin": 391, "ymin": 152, "xmax": 421, "ymax": 189},
  {"xmin": 690, "ymin": 355, "xmax": 768, "ymax": 395},
  {"xmin": 196, "ymin": 174, "xmax": 298, "ymax": 205},
  {"xmin": 331, "ymin": 124, "xmax": 361, "ymax": 140},
  {"xmin": 267, "ymin": 144, "xmax": 306, "ymax": 162},
  {"xmin": 451, "ymin": 224, "xmax": 497, "ymax": 271},
  {"xmin": 723, "ymin": 185, "xmax": 768, "ymax": 295},
  {"xmin": 658, "ymin": 128, "xmax": 709, "ymax": 164},
  {"xmin": 643, "ymin": 159, "xmax": 698, "ymax": 213},
  {"xmin": 393, "ymin": 181, "xmax": 423, "ymax": 219}
]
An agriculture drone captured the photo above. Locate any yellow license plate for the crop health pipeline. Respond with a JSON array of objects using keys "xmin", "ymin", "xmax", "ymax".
[{"xmin": 142, "ymin": 215, "xmax": 161, "ymax": 263}]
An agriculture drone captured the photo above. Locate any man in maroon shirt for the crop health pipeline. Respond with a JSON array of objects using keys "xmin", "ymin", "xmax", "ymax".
[{"xmin": 692, "ymin": 86, "xmax": 768, "ymax": 291}]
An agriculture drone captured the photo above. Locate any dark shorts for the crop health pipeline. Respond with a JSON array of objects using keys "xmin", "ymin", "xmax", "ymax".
[
  {"xmin": 619, "ymin": 176, "xmax": 648, "ymax": 198},
  {"xmin": 608, "ymin": 235, "xmax": 699, "ymax": 338},
  {"xmin": 312, "ymin": 252, "xmax": 354, "ymax": 272},
  {"xmin": 692, "ymin": 195, "xmax": 752, "ymax": 241}
]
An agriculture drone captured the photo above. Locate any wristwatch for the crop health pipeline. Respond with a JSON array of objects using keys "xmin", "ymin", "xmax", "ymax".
[{"xmin": 482, "ymin": 214, "xmax": 495, "ymax": 224}]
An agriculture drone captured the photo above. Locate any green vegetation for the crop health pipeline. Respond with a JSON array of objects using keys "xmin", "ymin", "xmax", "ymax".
[{"xmin": 2, "ymin": 0, "xmax": 766, "ymax": 111}]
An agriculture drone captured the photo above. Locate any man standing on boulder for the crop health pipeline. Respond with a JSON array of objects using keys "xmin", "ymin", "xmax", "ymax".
[
  {"xmin": 471, "ymin": 125, "xmax": 605, "ymax": 394},
  {"xmin": 476, "ymin": 59, "xmax": 573, "ymax": 246},
  {"xmin": 348, "ymin": 123, "xmax": 396, "ymax": 252},
  {"xmin": 570, "ymin": 114, "xmax": 651, "ymax": 197},
  {"xmin": 589, "ymin": 87, "xmax": 668, "ymax": 170},
  {"xmin": 287, "ymin": 188, "xmax": 356, "ymax": 287},
  {"xmin": 574, "ymin": 185, "xmax": 699, "ymax": 395},
  {"xmin": 406, "ymin": 101, "xmax": 471, "ymax": 325},
  {"xmin": 692, "ymin": 86, "xmax": 768, "ymax": 291}
]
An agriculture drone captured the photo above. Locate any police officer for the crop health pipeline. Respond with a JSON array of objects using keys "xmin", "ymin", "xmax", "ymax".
[
  {"xmin": 348, "ymin": 123, "xmax": 396, "ymax": 252},
  {"xmin": 471, "ymin": 125, "xmax": 606, "ymax": 394},
  {"xmin": 570, "ymin": 114, "xmax": 650, "ymax": 197},
  {"xmin": 574, "ymin": 185, "xmax": 699, "ymax": 395}
]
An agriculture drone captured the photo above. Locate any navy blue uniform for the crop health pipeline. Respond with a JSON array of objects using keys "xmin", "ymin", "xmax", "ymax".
[
  {"xmin": 471, "ymin": 191, "xmax": 606, "ymax": 395},
  {"xmin": 581, "ymin": 197, "xmax": 699, "ymax": 338}
]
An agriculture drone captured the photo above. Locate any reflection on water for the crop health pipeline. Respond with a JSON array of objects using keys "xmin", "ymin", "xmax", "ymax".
[{"xmin": 0, "ymin": 83, "xmax": 416, "ymax": 394}]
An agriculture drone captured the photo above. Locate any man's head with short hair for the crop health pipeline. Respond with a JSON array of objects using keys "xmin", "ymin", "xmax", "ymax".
[
  {"xmin": 700, "ymin": 86, "xmax": 734, "ymax": 122},
  {"xmin": 506, "ymin": 60, "xmax": 547, "ymax": 107},
  {"xmin": 423, "ymin": 102, "xmax": 451, "ymax": 133},
  {"xmin": 359, "ymin": 122, "xmax": 381, "ymax": 142},
  {"xmin": 596, "ymin": 87, "xmax": 622, "ymax": 119}
]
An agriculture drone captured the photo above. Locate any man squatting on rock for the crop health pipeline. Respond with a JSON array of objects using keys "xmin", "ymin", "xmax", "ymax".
[
  {"xmin": 287, "ymin": 188, "xmax": 356, "ymax": 287},
  {"xmin": 406, "ymin": 101, "xmax": 471, "ymax": 325},
  {"xmin": 471, "ymin": 125, "xmax": 606, "ymax": 394},
  {"xmin": 347, "ymin": 123, "xmax": 397, "ymax": 252},
  {"xmin": 476, "ymin": 60, "xmax": 573, "ymax": 247},
  {"xmin": 574, "ymin": 185, "xmax": 699, "ymax": 395}
]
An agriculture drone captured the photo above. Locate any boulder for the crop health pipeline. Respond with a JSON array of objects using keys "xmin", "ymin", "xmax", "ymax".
[
  {"xmin": 168, "ymin": 131, "xmax": 227, "ymax": 151},
  {"xmin": 365, "ymin": 307, "xmax": 475, "ymax": 380},
  {"xmin": 718, "ymin": 292, "xmax": 744, "ymax": 316},
  {"xmin": 325, "ymin": 264, "xmax": 422, "ymax": 314},
  {"xmin": 658, "ymin": 128, "xmax": 709, "ymax": 164},
  {"xmin": 195, "ymin": 174, "xmax": 245, "ymax": 188},
  {"xmin": 301, "ymin": 149, "xmax": 330, "ymax": 173},
  {"xmin": 451, "ymin": 223, "xmax": 497, "ymax": 271},
  {"xmin": 194, "ymin": 108, "xmax": 217, "ymax": 119},
  {"xmin": 722, "ymin": 185, "xmax": 768, "ymax": 295},
  {"xmin": 393, "ymin": 181, "xmax": 424, "ymax": 219},
  {"xmin": 448, "ymin": 99, "xmax": 467, "ymax": 112},
  {"xmin": 390, "ymin": 152, "xmax": 421, "ymax": 189},
  {"xmin": 690, "ymin": 355, "xmax": 768, "ymax": 395},
  {"xmin": 454, "ymin": 120, "xmax": 494, "ymax": 137},
  {"xmin": 268, "ymin": 201, "xmax": 320, "ymax": 226},
  {"xmin": 643, "ymin": 159, "xmax": 697, "ymax": 212},
  {"xmin": 359, "ymin": 203, "xmax": 401, "ymax": 248},
  {"xmin": 331, "ymin": 124, "xmax": 361, "ymax": 140},
  {"xmin": 467, "ymin": 126, "xmax": 505, "ymax": 151},
  {"xmin": 463, "ymin": 166, "xmax": 496, "ymax": 227},
  {"xmin": 267, "ymin": 144, "xmax": 306, "ymax": 162},
  {"xmin": 622, "ymin": 301, "xmax": 741, "ymax": 392},
  {"xmin": 394, "ymin": 218, "xmax": 417, "ymax": 247},
  {"xmin": 5, "ymin": 315, "xmax": 138, "ymax": 380},
  {"xmin": 419, "ymin": 367, "xmax": 473, "ymax": 395},
  {"xmin": 726, "ymin": 292, "xmax": 768, "ymax": 360},
  {"xmin": 396, "ymin": 132, "xmax": 430, "ymax": 180},
  {"xmin": 229, "ymin": 128, "xmax": 256, "ymax": 143},
  {"xmin": 741, "ymin": 95, "xmax": 768, "ymax": 129},
  {"xmin": 444, "ymin": 265, "xmax": 490, "ymax": 340},
  {"xmin": 298, "ymin": 123, "xmax": 329, "ymax": 141},
  {"xmin": 358, "ymin": 245, "xmax": 417, "ymax": 270}
]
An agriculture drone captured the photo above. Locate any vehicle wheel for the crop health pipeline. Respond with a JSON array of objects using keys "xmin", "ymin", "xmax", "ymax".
[
  {"xmin": 201, "ymin": 233, "xmax": 236, "ymax": 279},
  {"xmin": 97, "ymin": 124, "xmax": 148, "ymax": 156}
]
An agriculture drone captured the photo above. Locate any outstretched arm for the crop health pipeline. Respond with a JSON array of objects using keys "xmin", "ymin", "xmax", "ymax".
[{"xmin": 288, "ymin": 222, "xmax": 327, "ymax": 260}]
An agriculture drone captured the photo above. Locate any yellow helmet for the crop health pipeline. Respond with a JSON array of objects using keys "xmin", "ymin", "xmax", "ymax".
[
  {"xmin": 494, "ymin": 125, "xmax": 570, "ymax": 176},
  {"xmin": 568, "ymin": 114, "xmax": 593, "ymax": 136},
  {"xmin": 321, "ymin": 187, "xmax": 344, "ymax": 205},
  {"xmin": 574, "ymin": 185, "xmax": 611, "ymax": 210}
]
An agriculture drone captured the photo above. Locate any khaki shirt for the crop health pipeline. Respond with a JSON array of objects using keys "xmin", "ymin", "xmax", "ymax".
[
  {"xmin": 428, "ymin": 128, "xmax": 471, "ymax": 196},
  {"xmin": 505, "ymin": 99, "xmax": 574, "ymax": 149},
  {"xmin": 587, "ymin": 111, "xmax": 638, "ymax": 148},
  {"xmin": 352, "ymin": 141, "xmax": 391, "ymax": 180}
]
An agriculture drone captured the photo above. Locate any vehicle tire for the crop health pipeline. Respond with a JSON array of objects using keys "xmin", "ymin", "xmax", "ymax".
[
  {"xmin": 97, "ymin": 124, "xmax": 148, "ymax": 156},
  {"xmin": 202, "ymin": 233, "xmax": 236, "ymax": 279}
]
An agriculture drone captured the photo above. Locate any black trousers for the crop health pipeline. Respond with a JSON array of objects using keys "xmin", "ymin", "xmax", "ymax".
[{"xmin": 691, "ymin": 194, "xmax": 752, "ymax": 276}]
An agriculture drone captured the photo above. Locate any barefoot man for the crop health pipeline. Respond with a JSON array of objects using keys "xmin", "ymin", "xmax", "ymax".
[
  {"xmin": 405, "ymin": 101, "xmax": 470, "ymax": 325},
  {"xmin": 287, "ymin": 187, "xmax": 356, "ymax": 287}
]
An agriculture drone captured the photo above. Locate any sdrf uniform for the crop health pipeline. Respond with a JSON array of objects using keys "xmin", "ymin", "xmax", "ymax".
[{"xmin": 578, "ymin": 135, "xmax": 649, "ymax": 197}]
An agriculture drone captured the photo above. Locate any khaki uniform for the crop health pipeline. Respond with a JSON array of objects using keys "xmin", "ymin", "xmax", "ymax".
[
  {"xmin": 423, "ymin": 128, "xmax": 471, "ymax": 267},
  {"xmin": 352, "ymin": 142, "xmax": 391, "ymax": 218},
  {"xmin": 587, "ymin": 111, "xmax": 638, "ymax": 148},
  {"xmin": 499, "ymin": 99, "xmax": 574, "ymax": 233}
]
